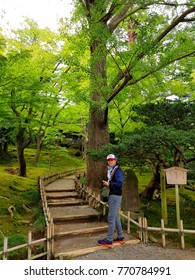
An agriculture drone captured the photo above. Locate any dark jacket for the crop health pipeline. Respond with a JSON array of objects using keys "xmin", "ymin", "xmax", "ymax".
[{"xmin": 109, "ymin": 165, "xmax": 124, "ymax": 196}]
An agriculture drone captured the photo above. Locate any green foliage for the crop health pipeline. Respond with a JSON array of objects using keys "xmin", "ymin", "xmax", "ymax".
[
  {"xmin": 132, "ymin": 100, "xmax": 195, "ymax": 129},
  {"xmin": 33, "ymin": 210, "xmax": 46, "ymax": 233},
  {"xmin": 8, "ymin": 233, "xmax": 27, "ymax": 247},
  {"xmin": 101, "ymin": 100, "xmax": 195, "ymax": 178},
  {"xmin": 0, "ymin": 234, "xmax": 27, "ymax": 260},
  {"xmin": 180, "ymin": 193, "xmax": 195, "ymax": 209},
  {"xmin": 21, "ymin": 190, "xmax": 40, "ymax": 208}
]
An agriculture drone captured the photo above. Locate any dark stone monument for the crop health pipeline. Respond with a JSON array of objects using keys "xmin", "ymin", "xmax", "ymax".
[{"xmin": 122, "ymin": 169, "xmax": 141, "ymax": 216}]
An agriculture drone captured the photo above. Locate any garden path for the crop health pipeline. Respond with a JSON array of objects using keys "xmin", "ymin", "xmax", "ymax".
[{"xmin": 45, "ymin": 175, "xmax": 139, "ymax": 259}]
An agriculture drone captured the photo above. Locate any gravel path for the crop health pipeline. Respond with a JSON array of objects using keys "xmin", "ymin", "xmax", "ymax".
[{"xmin": 74, "ymin": 242, "xmax": 195, "ymax": 260}]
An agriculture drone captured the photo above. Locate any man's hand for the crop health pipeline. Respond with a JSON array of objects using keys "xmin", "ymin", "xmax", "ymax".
[{"xmin": 102, "ymin": 180, "xmax": 109, "ymax": 187}]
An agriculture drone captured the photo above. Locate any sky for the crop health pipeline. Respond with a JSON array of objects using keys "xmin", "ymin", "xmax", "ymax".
[{"xmin": 0, "ymin": 0, "xmax": 73, "ymax": 33}]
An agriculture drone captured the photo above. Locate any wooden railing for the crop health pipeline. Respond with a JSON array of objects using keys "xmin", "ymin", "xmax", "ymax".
[{"xmin": 0, "ymin": 231, "xmax": 49, "ymax": 260}]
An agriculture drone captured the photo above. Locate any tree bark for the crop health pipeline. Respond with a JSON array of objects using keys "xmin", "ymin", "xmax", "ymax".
[
  {"xmin": 86, "ymin": 104, "xmax": 109, "ymax": 189},
  {"xmin": 0, "ymin": 145, "xmax": 3, "ymax": 157},
  {"xmin": 16, "ymin": 128, "xmax": 29, "ymax": 177},
  {"xmin": 140, "ymin": 172, "xmax": 160, "ymax": 199},
  {"xmin": 0, "ymin": 143, "xmax": 10, "ymax": 159},
  {"xmin": 33, "ymin": 135, "xmax": 44, "ymax": 166},
  {"xmin": 17, "ymin": 144, "xmax": 27, "ymax": 177},
  {"xmin": 140, "ymin": 164, "xmax": 161, "ymax": 199},
  {"xmin": 86, "ymin": 20, "xmax": 110, "ymax": 189}
]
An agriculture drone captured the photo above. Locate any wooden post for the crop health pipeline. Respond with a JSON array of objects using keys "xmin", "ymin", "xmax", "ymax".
[
  {"xmin": 179, "ymin": 163, "xmax": 185, "ymax": 220},
  {"xmin": 51, "ymin": 219, "xmax": 55, "ymax": 257},
  {"xmin": 142, "ymin": 218, "xmax": 145, "ymax": 243},
  {"xmin": 161, "ymin": 219, "xmax": 166, "ymax": 248},
  {"xmin": 180, "ymin": 220, "xmax": 185, "ymax": 250},
  {"xmin": 28, "ymin": 231, "xmax": 32, "ymax": 260},
  {"xmin": 144, "ymin": 218, "xmax": 148, "ymax": 243},
  {"xmin": 160, "ymin": 168, "xmax": 168, "ymax": 224},
  {"xmin": 138, "ymin": 217, "xmax": 143, "ymax": 241},
  {"xmin": 3, "ymin": 237, "xmax": 8, "ymax": 260},
  {"xmin": 175, "ymin": 184, "xmax": 180, "ymax": 228},
  {"xmin": 47, "ymin": 225, "xmax": 51, "ymax": 260},
  {"xmin": 127, "ymin": 211, "xmax": 131, "ymax": 234}
]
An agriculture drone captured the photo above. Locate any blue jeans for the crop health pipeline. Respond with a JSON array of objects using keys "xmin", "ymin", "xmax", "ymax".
[{"xmin": 106, "ymin": 195, "xmax": 123, "ymax": 242}]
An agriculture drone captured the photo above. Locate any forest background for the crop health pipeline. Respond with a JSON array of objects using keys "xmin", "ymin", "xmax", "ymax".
[{"xmin": 0, "ymin": 0, "xmax": 194, "ymax": 254}]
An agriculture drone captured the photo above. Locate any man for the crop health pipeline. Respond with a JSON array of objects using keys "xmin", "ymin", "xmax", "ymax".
[{"xmin": 98, "ymin": 154, "xmax": 125, "ymax": 247}]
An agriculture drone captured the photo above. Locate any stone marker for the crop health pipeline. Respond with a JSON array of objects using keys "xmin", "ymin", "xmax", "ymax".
[{"xmin": 122, "ymin": 169, "xmax": 141, "ymax": 213}]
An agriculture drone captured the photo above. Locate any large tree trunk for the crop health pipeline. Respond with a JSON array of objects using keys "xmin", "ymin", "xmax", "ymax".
[
  {"xmin": 86, "ymin": 105, "xmax": 109, "ymax": 190},
  {"xmin": 140, "ymin": 165, "xmax": 161, "ymax": 199},
  {"xmin": 84, "ymin": 2, "xmax": 134, "ymax": 190},
  {"xmin": 87, "ymin": 24, "xmax": 109, "ymax": 189},
  {"xmin": 16, "ymin": 128, "xmax": 30, "ymax": 177},
  {"xmin": 0, "ymin": 143, "xmax": 11, "ymax": 160},
  {"xmin": 17, "ymin": 145, "xmax": 27, "ymax": 177},
  {"xmin": 140, "ymin": 173, "xmax": 160, "ymax": 199},
  {"xmin": 3, "ymin": 142, "xmax": 8, "ymax": 154},
  {"xmin": 86, "ymin": 38, "xmax": 109, "ymax": 190}
]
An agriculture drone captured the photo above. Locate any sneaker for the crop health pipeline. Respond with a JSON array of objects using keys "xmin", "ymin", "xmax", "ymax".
[
  {"xmin": 98, "ymin": 238, "xmax": 113, "ymax": 248},
  {"xmin": 113, "ymin": 237, "xmax": 125, "ymax": 244}
]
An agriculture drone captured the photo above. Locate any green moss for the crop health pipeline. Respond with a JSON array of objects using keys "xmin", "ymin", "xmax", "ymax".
[{"xmin": 0, "ymin": 234, "xmax": 28, "ymax": 260}]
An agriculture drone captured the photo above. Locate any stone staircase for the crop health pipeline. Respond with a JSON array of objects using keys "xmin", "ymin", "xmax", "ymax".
[
  {"xmin": 44, "ymin": 175, "xmax": 139, "ymax": 259},
  {"xmin": 45, "ymin": 176, "xmax": 108, "ymax": 258}
]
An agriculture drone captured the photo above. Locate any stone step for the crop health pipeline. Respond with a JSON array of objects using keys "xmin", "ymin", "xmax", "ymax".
[
  {"xmin": 48, "ymin": 198, "xmax": 87, "ymax": 207},
  {"xmin": 54, "ymin": 220, "xmax": 107, "ymax": 234},
  {"xmin": 46, "ymin": 191, "xmax": 78, "ymax": 199},
  {"xmin": 55, "ymin": 225, "xmax": 108, "ymax": 238},
  {"xmin": 53, "ymin": 213, "xmax": 100, "ymax": 223},
  {"xmin": 44, "ymin": 178, "xmax": 75, "ymax": 192},
  {"xmin": 46, "ymin": 188, "xmax": 76, "ymax": 193}
]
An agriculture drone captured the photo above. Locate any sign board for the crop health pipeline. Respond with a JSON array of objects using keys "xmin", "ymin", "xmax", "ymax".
[{"xmin": 164, "ymin": 166, "xmax": 189, "ymax": 185}]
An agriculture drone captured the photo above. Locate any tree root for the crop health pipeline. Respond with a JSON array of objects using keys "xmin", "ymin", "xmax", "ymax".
[
  {"xmin": 22, "ymin": 204, "xmax": 31, "ymax": 213},
  {"xmin": 8, "ymin": 205, "xmax": 15, "ymax": 218}
]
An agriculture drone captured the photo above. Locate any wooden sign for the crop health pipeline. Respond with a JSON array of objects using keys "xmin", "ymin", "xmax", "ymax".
[
  {"xmin": 164, "ymin": 166, "xmax": 189, "ymax": 185},
  {"xmin": 164, "ymin": 166, "xmax": 189, "ymax": 228}
]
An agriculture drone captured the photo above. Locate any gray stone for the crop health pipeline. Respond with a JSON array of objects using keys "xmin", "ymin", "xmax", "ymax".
[{"xmin": 122, "ymin": 169, "xmax": 140, "ymax": 212}]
